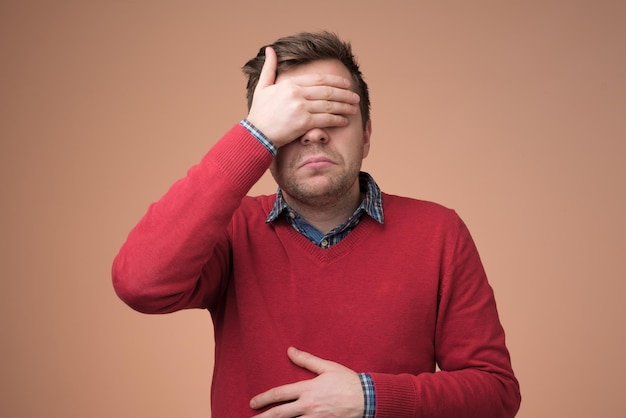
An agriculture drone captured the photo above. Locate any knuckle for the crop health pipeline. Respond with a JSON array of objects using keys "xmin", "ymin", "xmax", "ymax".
[
  {"xmin": 292, "ymin": 100, "xmax": 305, "ymax": 113},
  {"xmin": 270, "ymin": 387, "xmax": 284, "ymax": 402},
  {"xmin": 301, "ymin": 399, "xmax": 315, "ymax": 410},
  {"xmin": 300, "ymin": 113, "xmax": 313, "ymax": 128},
  {"xmin": 324, "ymin": 85, "xmax": 333, "ymax": 100},
  {"xmin": 288, "ymin": 85, "xmax": 300, "ymax": 99}
]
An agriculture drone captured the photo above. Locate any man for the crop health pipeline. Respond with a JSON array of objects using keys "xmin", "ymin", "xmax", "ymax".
[{"xmin": 113, "ymin": 31, "xmax": 521, "ymax": 417}]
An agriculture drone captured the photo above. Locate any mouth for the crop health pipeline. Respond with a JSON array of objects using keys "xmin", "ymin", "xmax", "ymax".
[{"xmin": 298, "ymin": 156, "xmax": 336, "ymax": 169}]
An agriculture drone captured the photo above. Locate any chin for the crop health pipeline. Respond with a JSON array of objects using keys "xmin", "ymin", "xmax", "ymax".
[{"xmin": 290, "ymin": 181, "xmax": 350, "ymax": 204}]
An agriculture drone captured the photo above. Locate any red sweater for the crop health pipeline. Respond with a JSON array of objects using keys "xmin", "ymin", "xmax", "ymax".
[{"xmin": 112, "ymin": 124, "xmax": 521, "ymax": 417}]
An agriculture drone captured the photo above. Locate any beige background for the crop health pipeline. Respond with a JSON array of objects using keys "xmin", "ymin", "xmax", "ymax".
[{"xmin": 2, "ymin": 1, "xmax": 625, "ymax": 417}]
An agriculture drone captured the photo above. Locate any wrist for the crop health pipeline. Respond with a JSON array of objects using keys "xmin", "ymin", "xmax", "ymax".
[
  {"xmin": 358, "ymin": 373, "xmax": 376, "ymax": 418},
  {"xmin": 240, "ymin": 119, "xmax": 277, "ymax": 156}
]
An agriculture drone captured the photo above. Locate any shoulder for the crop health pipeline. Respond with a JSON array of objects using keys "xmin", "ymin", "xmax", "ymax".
[
  {"xmin": 380, "ymin": 193, "xmax": 468, "ymax": 241},
  {"xmin": 382, "ymin": 193, "xmax": 458, "ymax": 221},
  {"xmin": 235, "ymin": 194, "xmax": 276, "ymax": 218},
  {"xmin": 381, "ymin": 193, "xmax": 475, "ymax": 254}
]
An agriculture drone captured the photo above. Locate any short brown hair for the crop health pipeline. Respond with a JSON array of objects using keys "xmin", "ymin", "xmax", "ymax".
[{"xmin": 242, "ymin": 31, "xmax": 371, "ymax": 126}]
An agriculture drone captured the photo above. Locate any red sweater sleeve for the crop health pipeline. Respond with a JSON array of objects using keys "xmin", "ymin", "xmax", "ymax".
[
  {"xmin": 111, "ymin": 124, "xmax": 273, "ymax": 313},
  {"xmin": 369, "ymin": 216, "xmax": 521, "ymax": 417}
]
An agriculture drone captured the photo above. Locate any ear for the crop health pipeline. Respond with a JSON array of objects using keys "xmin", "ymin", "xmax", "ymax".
[{"xmin": 362, "ymin": 119, "xmax": 372, "ymax": 159}]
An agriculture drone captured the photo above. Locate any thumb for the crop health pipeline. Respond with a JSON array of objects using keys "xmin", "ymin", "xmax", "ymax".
[
  {"xmin": 287, "ymin": 347, "xmax": 335, "ymax": 375},
  {"xmin": 257, "ymin": 46, "xmax": 277, "ymax": 89}
]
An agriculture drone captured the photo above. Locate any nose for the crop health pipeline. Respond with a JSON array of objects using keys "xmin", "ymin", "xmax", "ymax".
[{"xmin": 300, "ymin": 128, "xmax": 329, "ymax": 145}]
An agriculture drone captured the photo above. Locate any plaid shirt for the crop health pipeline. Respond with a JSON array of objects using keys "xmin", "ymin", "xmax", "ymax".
[
  {"xmin": 266, "ymin": 171, "xmax": 384, "ymax": 247},
  {"xmin": 243, "ymin": 119, "xmax": 379, "ymax": 417}
]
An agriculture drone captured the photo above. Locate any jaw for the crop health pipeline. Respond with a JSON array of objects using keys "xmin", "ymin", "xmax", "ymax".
[{"xmin": 278, "ymin": 167, "xmax": 363, "ymax": 210}]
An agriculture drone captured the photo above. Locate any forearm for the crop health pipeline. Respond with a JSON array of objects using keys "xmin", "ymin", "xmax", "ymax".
[
  {"xmin": 112, "ymin": 124, "xmax": 273, "ymax": 313},
  {"xmin": 368, "ymin": 213, "xmax": 520, "ymax": 417},
  {"xmin": 369, "ymin": 368, "xmax": 520, "ymax": 418}
]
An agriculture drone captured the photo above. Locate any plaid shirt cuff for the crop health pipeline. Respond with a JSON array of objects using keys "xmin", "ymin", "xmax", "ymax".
[
  {"xmin": 358, "ymin": 373, "xmax": 376, "ymax": 418},
  {"xmin": 240, "ymin": 119, "xmax": 277, "ymax": 156}
]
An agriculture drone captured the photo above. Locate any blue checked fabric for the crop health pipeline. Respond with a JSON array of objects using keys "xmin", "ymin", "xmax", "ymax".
[{"xmin": 266, "ymin": 172, "xmax": 384, "ymax": 248}]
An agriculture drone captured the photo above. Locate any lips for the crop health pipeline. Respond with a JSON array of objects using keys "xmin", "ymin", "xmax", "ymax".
[{"xmin": 298, "ymin": 156, "xmax": 336, "ymax": 169}]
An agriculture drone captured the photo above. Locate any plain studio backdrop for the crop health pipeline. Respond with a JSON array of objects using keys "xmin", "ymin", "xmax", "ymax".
[{"xmin": 1, "ymin": 1, "xmax": 624, "ymax": 417}]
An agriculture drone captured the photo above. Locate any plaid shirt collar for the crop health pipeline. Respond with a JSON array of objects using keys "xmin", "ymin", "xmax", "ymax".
[{"xmin": 266, "ymin": 171, "xmax": 384, "ymax": 225}]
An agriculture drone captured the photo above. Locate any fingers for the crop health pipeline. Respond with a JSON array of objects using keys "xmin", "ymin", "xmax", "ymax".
[
  {"xmin": 297, "ymin": 82, "xmax": 360, "ymax": 125},
  {"xmin": 250, "ymin": 348, "xmax": 362, "ymax": 417},
  {"xmin": 249, "ymin": 380, "xmax": 303, "ymax": 412},
  {"xmin": 257, "ymin": 46, "xmax": 277, "ymax": 89},
  {"xmin": 304, "ymin": 84, "xmax": 360, "ymax": 110},
  {"xmin": 306, "ymin": 99, "xmax": 359, "ymax": 119},
  {"xmin": 287, "ymin": 346, "xmax": 336, "ymax": 375},
  {"xmin": 250, "ymin": 348, "xmax": 330, "ymax": 411},
  {"xmin": 301, "ymin": 79, "xmax": 360, "ymax": 103},
  {"xmin": 250, "ymin": 402, "xmax": 301, "ymax": 418}
]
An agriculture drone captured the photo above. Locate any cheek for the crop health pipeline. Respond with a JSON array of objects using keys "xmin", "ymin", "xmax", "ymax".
[
  {"xmin": 269, "ymin": 153, "xmax": 290, "ymax": 178},
  {"xmin": 274, "ymin": 145, "xmax": 299, "ymax": 169},
  {"xmin": 362, "ymin": 141, "xmax": 370, "ymax": 159}
]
